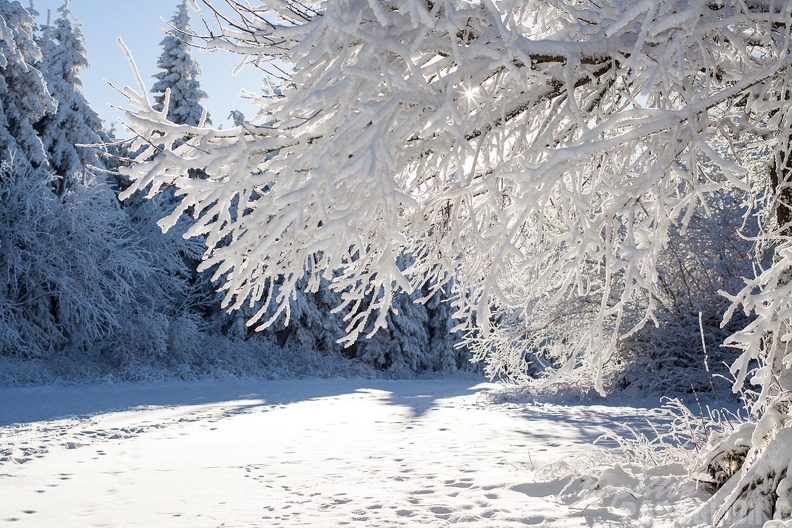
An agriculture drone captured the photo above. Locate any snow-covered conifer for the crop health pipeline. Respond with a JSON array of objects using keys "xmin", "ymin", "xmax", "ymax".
[
  {"xmin": 0, "ymin": 156, "xmax": 146, "ymax": 358},
  {"xmin": 352, "ymin": 254, "xmax": 469, "ymax": 374},
  {"xmin": 0, "ymin": 0, "xmax": 54, "ymax": 167},
  {"xmin": 151, "ymin": 0, "xmax": 209, "ymax": 126},
  {"xmin": 351, "ymin": 254, "xmax": 430, "ymax": 373},
  {"xmin": 423, "ymin": 280, "xmax": 468, "ymax": 373},
  {"xmin": 0, "ymin": 2, "xmax": 217, "ymax": 380},
  {"xmin": 36, "ymin": 0, "xmax": 109, "ymax": 192}
]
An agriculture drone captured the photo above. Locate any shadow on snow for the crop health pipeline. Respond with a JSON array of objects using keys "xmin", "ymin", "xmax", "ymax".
[{"xmin": 0, "ymin": 378, "xmax": 484, "ymax": 427}]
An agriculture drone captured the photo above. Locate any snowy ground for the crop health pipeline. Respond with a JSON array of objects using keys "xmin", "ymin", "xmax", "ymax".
[{"xmin": 0, "ymin": 378, "xmax": 709, "ymax": 527}]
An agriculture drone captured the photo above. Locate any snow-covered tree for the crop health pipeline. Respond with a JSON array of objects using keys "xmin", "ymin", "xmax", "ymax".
[
  {"xmin": 0, "ymin": 156, "xmax": 146, "ymax": 359},
  {"xmin": 352, "ymin": 254, "xmax": 469, "ymax": 374},
  {"xmin": 0, "ymin": 0, "xmax": 54, "ymax": 167},
  {"xmin": 117, "ymin": 2, "xmax": 792, "ymax": 522},
  {"xmin": 138, "ymin": 0, "xmax": 218, "ymax": 337},
  {"xmin": 36, "ymin": 0, "xmax": 109, "ymax": 193},
  {"xmin": 119, "ymin": 0, "xmax": 786, "ymax": 384},
  {"xmin": 0, "ymin": 2, "xmax": 215, "ymax": 381},
  {"xmin": 423, "ymin": 279, "xmax": 468, "ymax": 373},
  {"xmin": 151, "ymin": 0, "xmax": 209, "ymax": 126}
]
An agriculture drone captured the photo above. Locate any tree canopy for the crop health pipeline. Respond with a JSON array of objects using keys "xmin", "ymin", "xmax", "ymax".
[{"xmin": 120, "ymin": 0, "xmax": 792, "ymax": 397}]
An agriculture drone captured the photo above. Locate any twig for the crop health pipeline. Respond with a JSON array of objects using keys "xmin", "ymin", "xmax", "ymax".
[{"xmin": 699, "ymin": 311, "xmax": 734, "ymax": 430}]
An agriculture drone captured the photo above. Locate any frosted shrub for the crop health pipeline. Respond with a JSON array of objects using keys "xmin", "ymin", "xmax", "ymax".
[
  {"xmin": 0, "ymin": 160, "xmax": 148, "ymax": 359},
  {"xmin": 617, "ymin": 193, "xmax": 756, "ymax": 395},
  {"xmin": 690, "ymin": 393, "xmax": 792, "ymax": 526},
  {"xmin": 0, "ymin": 159, "xmax": 222, "ymax": 380},
  {"xmin": 593, "ymin": 398, "xmax": 746, "ymax": 470}
]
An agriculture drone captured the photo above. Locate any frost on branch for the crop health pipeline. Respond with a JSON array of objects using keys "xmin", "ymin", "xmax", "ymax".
[{"xmin": 119, "ymin": 0, "xmax": 789, "ymax": 396}]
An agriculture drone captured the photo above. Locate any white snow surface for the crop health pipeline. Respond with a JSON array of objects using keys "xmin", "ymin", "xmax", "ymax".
[{"xmin": 0, "ymin": 379, "xmax": 707, "ymax": 527}]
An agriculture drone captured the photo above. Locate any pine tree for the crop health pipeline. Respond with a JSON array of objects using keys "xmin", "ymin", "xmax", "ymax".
[
  {"xmin": 151, "ymin": 0, "xmax": 209, "ymax": 126},
  {"xmin": 0, "ymin": 2, "xmax": 213, "ymax": 380},
  {"xmin": 140, "ymin": 1, "xmax": 216, "ymax": 329},
  {"xmin": 36, "ymin": 0, "xmax": 109, "ymax": 194},
  {"xmin": 0, "ymin": 0, "xmax": 54, "ymax": 168},
  {"xmin": 424, "ymin": 280, "xmax": 468, "ymax": 373},
  {"xmin": 353, "ymin": 290, "xmax": 431, "ymax": 373}
]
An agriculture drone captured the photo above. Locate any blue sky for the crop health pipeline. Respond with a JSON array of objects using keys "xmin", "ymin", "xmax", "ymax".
[{"xmin": 31, "ymin": 0, "xmax": 265, "ymax": 133}]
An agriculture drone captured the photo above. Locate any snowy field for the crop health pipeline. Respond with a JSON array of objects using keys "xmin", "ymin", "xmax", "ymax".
[{"xmin": 0, "ymin": 379, "xmax": 708, "ymax": 527}]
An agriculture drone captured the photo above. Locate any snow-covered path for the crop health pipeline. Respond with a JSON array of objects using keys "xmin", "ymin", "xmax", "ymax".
[{"xmin": 0, "ymin": 379, "xmax": 693, "ymax": 527}]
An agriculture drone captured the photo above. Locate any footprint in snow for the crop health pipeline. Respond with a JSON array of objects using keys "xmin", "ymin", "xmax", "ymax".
[
  {"xmin": 412, "ymin": 489, "xmax": 434, "ymax": 495},
  {"xmin": 445, "ymin": 478, "xmax": 474, "ymax": 488}
]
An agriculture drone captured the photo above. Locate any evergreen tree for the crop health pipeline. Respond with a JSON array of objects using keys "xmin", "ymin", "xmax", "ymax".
[
  {"xmin": 36, "ymin": 0, "xmax": 109, "ymax": 194},
  {"xmin": 135, "ymin": 1, "xmax": 217, "ymax": 333},
  {"xmin": 255, "ymin": 272, "xmax": 350, "ymax": 356},
  {"xmin": 0, "ymin": 0, "xmax": 54, "ymax": 168},
  {"xmin": 353, "ymin": 288, "xmax": 431, "ymax": 373},
  {"xmin": 423, "ymin": 280, "xmax": 468, "ymax": 373},
  {"xmin": 0, "ymin": 2, "xmax": 214, "ymax": 380},
  {"xmin": 151, "ymin": 0, "xmax": 209, "ymax": 126},
  {"xmin": 351, "ymin": 254, "xmax": 467, "ymax": 374}
]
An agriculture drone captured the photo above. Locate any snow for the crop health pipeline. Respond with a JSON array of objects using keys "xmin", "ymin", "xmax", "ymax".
[{"xmin": 0, "ymin": 378, "xmax": 705, "ymax": 527}]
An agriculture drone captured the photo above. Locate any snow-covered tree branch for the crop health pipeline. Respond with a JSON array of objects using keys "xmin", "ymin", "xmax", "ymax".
[{"xmin": 119, "ymin": 0, "xmax": 791, "ymax": 399}]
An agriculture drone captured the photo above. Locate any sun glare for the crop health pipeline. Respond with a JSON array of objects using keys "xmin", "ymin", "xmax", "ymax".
[{"xmin": 462, "ymin": 84, "xmax": 478, "ymax": 105}]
